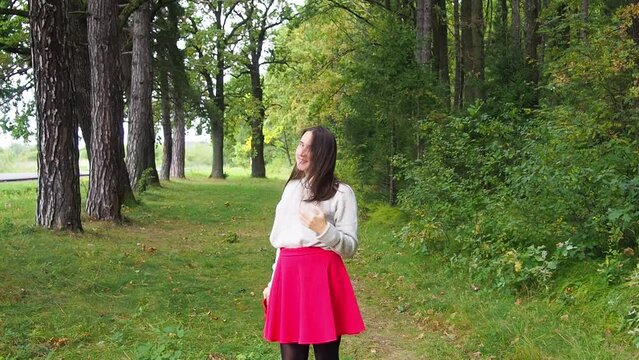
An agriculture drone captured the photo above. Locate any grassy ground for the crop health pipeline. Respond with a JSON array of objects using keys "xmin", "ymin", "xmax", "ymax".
[{"xmin": 0, "ymin": 174, "xmax": 637, "ymax": 359}]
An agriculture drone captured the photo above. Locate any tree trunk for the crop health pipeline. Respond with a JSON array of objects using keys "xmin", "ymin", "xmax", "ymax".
[
  {"xmin": 461, "ymin": 0, "xmax": 484, "ymax": 103},
  {"xmin": 164, "ymin": 2, "xmax": 187, "ymax": 179},
  {"xmin": 69, "ymin": 0, "xmax": 92, "ymax": 162},
  {"xmin": 249, "ymin": 61, "xmax": 266, "ymax": 178},
  {"xmin": 580, "ymin": 0, "xmax": 588, "ymax": 40},
  {"xmin": 415, "ymin": 0, "xmax": 433, "ymax": 64},
  {"xmin": 210, "ymin": 45, "xmax": 225, "ymax": 179},
  {"xmin": 31, "ymin": 0, "xmax": 82, "ymax": 231},
  {"xmin": 126, "ymin": 2, "xmax": 158, "ymax": 190},
  {"xmin": 205, "ymin": 44, "xmax": 225, "ymax": 179},
  {"xmin": 209, "ymin": 2, "xmax": 226, "ymax": 180},
  {"xmin": 388, "ymin": 123, "xmax": 397, "ymax": 206},
  {"xmin": 453, "ymin": 0, "xmax": 463, "ymax": 109},
  {"xmin": 87, "ymin": 0, "xmax": 134, "ymax": 221},
  {"xmin": 500, "ymin": 0, "xmax": 507, "ymax": 32},
  {"xmin": 159, "ymin": 66, "xmax": 172, "ymax": 181},
  {"xmin": 432, "ymin": 0, "xmax": 450, "ymax": 107},
  {"xmin": 524, "ymin": 0, "xmax": 541, "ymax": 106},
  {"xmin": 511, "ymin": 0, "xmax": 521, "ymax": 49},
  {"xmin": 170, "ymin": 92, "xmax": 185, "ymax": 179}
]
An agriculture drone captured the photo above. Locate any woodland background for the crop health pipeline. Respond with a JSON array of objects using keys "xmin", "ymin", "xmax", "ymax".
[{"xmin": 1, "ymin": 0, "xmax": 639, "ymax": 354}]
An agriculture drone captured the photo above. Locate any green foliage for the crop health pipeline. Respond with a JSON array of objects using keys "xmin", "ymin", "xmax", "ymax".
[
  {"xmin": 132, "ymin": 325, "xmax": 186, "ymax": 360},
  {"xmin": 340, "ymin": 12, "xmax": 441, "ymax": 199},
  {"xmin": 136, "ymin": 168, "xmax": 159, "ymax": 194},
  {"xmin": 623, "ymin": 304, "xmax": 639, "ymax": 348},
  {"xmin": 0, "ymin": 0, "xmax": 33, "ymax": 141},
  {"xmin": 598, "ymin": 249, "xmax": 638, "ymax": 285},
  {"xmin": 391, "ymin": 4, "xmax": 639, "ymax": 292}
]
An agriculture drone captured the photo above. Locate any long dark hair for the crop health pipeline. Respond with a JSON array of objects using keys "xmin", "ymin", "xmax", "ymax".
[{"xmin": 287, "ymin": 126, "xmax": 339, "ymax": 202}]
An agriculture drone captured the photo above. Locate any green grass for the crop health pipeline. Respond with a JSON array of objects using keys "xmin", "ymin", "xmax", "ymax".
[{"xmin": 0, "ymin": 174, "xmax": 638, "ymax": 359}]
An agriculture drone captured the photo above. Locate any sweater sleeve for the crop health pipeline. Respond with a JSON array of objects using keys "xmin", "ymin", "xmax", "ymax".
[{"xmin": 316, "ymin": 184, "xmax": 358, "ymax": 258}]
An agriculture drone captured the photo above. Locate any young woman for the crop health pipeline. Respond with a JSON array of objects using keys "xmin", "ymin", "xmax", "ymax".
[{"xmin": 263, "ymin": 126, "xmax": 365, "ymax": 360}]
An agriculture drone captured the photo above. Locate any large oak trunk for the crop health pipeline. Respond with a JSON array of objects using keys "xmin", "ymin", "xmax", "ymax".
[{"xmin": 31, "ymin": 0, "xmax": 82, "ymax": 230}]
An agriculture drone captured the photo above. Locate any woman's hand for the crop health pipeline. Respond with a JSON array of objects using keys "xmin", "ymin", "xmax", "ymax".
[{"xmin": 299, "ymin": 204, "xmax": 328, "ymax": 235}]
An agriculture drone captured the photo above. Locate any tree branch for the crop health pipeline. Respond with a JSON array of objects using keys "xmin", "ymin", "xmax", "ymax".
[{"xmin": 327, "ymin": 0, "xmax": 372, "ymax": 26}]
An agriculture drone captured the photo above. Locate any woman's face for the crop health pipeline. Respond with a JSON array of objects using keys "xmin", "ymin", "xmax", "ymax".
[{"xmin": 295, "ymin": 131, "xmax": 313, "ymax": 173}]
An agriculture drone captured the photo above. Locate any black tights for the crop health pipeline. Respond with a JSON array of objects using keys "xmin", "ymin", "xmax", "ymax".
[{"xmin": 280, "ymin": 337, "xmax": 341, "ymax": 360}]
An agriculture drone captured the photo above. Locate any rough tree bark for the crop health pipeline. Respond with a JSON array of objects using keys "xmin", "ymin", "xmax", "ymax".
[
  {"xmin": 511, "ymin": 0, "xmax": 521, "ymax": 49},
  {"xmin": 249, "ymin": 60, "xmax": 266, "ymax": 178},
  {"xmin": 159, "ymin": 66, "xmax": 172, "ymax": 181},
  {"xmin": 415, "ymin": 0, "xmax": 433, "ymax": 64},
  {"xmin": 524, "ymin": 0, "xmax": 541, "ymax": 106},
  {"xmin": 166, "ymin": 3, "xmax": 186, "ymax": 179},
  {"xmin": 31, "ymin": 0, "xmax": 82, "ymax": 230},
  {"xmin": 461, "ymin": 0, "xmax": 484, "ymax": 103},
  {"xmin": 432, "ymin": 0, "xmax": 450, "ymax": 107},
  {"xmin": 86, "ymin": 0, "xmax": 134, "ymax": 221},
  {"xmin": 170, "ymin": 93, "xmax": 186, "ymax": 179},
  {"xmin": 126, "ymin": 1, "xmax": 159, "ymax": 190},
  {"xmin": 453, "ymin": 0, "xmax": 463, "ymax": 109},
  {"xmin": 69, "ymin": 0, "xmax": 92, "ymax": 162}
]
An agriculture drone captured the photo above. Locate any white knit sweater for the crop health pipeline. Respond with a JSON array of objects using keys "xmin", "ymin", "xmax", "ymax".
[{"xmin": 267, "ymin": 179, "xmax": 359, "ymax": 284}]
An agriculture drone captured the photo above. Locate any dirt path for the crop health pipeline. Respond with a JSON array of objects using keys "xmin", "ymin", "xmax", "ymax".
[{"xmin": 340, "ymin": 279, "xmax": 428, "ymax": 360}]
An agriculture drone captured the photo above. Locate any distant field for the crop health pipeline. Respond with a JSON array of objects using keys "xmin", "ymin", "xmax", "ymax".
[{"xmin": 0, "ymin": 142, "xmax": 292, "ymax": 180}]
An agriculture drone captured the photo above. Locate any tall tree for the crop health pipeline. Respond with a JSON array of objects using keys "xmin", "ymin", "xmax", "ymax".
[
  {"xmin": 524, "ymin": 0, "xmax": 540, "ymax": 106},
  {"xmin": 164, "ymin": 2, "xmax": 187, "ymax": 179},
  {"xmin": 154, "ymin": 4, "xmax": 180, "ymax": 181},
  {"xmin": 239, "ymin": 0, "xmax": 291, "ymax": 178},
  {"xmin": 432, "ymin": 0, "xmax": 450, "ymax": 107},
  {"xmin": 208, "ymin": 0, "xmax": 245, "ymax": 179},
  {"xmin": 126, "ymin": 0, "xmax": 159, "ymax": 190},
  {"xmin": 170, "ymin": 85, "xmax": 186, "ymax": 178},
  {"xmin": 158, "ymin": 61, "xmax": 172, "ymax": 181},
  {"xmin": 30, "ymin": 0, "xmax": 82, "ymax": 230},
  {"xmin": 186, "ymin": 0, "xmax": 249, "ymax": 179},
  {"xmin": 511, "ymin": 0, "xmax": 521, "ymax": 49},
  {"xmin": 69, "ymin": 0, "xmax": 92, "ymax": 161},
  {"xmin": 461, "ymin": 0, "xmax": 484, "ymax": 103},
  {"xmin": 415, "ymin": 0, "xmax": 433, "ymax": 64},
  {"xmin": 86, "ymin": 0, "xmax": 134, "ymax": 221},
  {"xmin": 453, "ymin": 0, "xmax": 463, "ymax": 109}
]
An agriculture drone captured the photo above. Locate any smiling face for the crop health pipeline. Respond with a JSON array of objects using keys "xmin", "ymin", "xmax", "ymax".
[{"xmin": 295, "ymin": 130, "xmax": 314, "ymax": 173}]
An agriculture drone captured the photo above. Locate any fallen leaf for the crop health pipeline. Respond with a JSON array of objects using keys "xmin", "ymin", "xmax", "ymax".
[{"xmin": 515, "ymin": 298, "xmax": 522, "ymax": 306}]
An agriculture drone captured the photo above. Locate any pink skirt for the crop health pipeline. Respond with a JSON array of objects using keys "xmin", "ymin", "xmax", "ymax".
[{"xmin": 263, "ymin": 247, "xmax": 365, "ymax": 344}]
